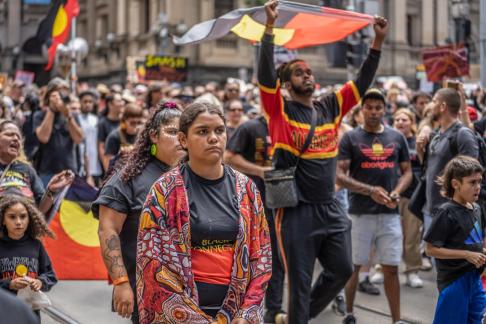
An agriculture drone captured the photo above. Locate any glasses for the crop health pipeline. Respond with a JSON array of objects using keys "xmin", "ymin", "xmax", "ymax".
[
  {"xmin": 229, "ymin": 108, "xmax": 243, "ymax": 112},
  {"xmin": 227, "ymin": 88, "xmax": 239, "ymax": 92}
]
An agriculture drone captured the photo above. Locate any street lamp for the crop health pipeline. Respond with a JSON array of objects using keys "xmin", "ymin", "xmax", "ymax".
[
  {"xmin": 450, "ymin": 0, "xmax": 470, "ymax": 44},
  {"xmin": 55, "ymin": 37, "xmax": 89, "ymax": 91}
]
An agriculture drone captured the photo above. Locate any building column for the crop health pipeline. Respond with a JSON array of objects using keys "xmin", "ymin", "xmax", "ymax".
[
  {"xmin": 7, "ymin": 0, "xmax": 21, "ymax": 48},
  {"xmin": 422, "ymin": 1, "xmax": 434, "ymax": 46},
  {"xmin": 390, "ymin": 0, "xmax": 407, "ymax": 44},
  {"xmin": 436, "ymin": 0, "xmax": 450, "ymax": 43}
]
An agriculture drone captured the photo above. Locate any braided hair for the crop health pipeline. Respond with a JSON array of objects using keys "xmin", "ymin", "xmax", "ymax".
[
  {"xmin": 276, "ymin": 59, "xmax": 305, "ymax": 83},
  {"xmin": 120, "ymin": 101, "xmax": 181, "ymax": 182}
]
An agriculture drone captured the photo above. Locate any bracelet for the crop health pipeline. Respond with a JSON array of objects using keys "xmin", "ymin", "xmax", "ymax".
[
  {"xmin": 112, "ymin": 276, "xmax": 129, "ymax": 286},
  {"xmin": 265, "ymin": 23, "xmax": 274, "ymax": 29},
  {"xmin": 368, "ymin": 186, "xmax": 375, "ymax": 196},
  {"xmin": 46, "ymin": 188, "xmax": 56, "ymax": 200}
]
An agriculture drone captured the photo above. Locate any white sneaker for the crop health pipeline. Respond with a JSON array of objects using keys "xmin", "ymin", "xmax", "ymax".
[
  {"xmin": 406, "ymin": 273, "xmax": 424, "ymax": 288},
  {"xmin": 370, "ymin": 271, "xmax": 384, "ymax": 284},
  {"xmin": 421, "ymin": 257, "xmax": 433, "ymax": 271}
]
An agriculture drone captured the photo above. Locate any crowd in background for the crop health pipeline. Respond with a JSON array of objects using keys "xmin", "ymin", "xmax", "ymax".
[{"xmin": 1, "ymin": 65, "xmax": 486, "ymax": 323}]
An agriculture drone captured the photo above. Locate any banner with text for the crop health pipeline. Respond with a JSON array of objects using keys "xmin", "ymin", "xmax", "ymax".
[{"xmin": 142, "ymin": 55, "xmax": 188, "ymax": 82}]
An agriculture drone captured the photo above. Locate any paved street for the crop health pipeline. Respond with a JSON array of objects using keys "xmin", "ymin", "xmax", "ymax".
[{"xmin": 42, "ymin": 266, "xmax": 437, "ymax": 324}]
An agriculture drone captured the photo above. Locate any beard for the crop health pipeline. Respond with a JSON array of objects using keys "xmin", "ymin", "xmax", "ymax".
[{"xmin": 291, "ymin": 83, "xmax": 315, "ymax": 97}]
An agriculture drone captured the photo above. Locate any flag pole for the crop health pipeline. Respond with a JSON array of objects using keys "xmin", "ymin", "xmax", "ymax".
[
  {"xmin": 70, "ymin": 16, "xmax": 77, "ymax": 94},
  {"xmin": 481, "ymin": 0, "xmax": 486, "ymax": 87}
]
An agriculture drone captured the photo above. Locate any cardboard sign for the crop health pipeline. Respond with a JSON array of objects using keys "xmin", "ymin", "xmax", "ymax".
[
  {"xmin": 0, "ymin": 73, "xmax": 7, "ymax": 90},
  {"xmin": 143, "ymin": 55, "xmax": 188, "ymax": 82},
  {"xmin": 422, "ymin": 45, "xmax": 469, "ymax": 82},
  {"xmin": 14, "ymin": 70, "xmax": 35, "ymax": 86}
]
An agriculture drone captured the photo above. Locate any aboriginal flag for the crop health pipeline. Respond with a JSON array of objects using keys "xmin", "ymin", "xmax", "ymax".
[
  {"xmin": 35, "ymin": 0, "xmax": 80, "ymax": 71},
  {"xmin": 173, "ymin": 0, "xmax": 373, "ymax": 49},
  {"xmin": 422, "ymin": 44, "xmax": 469, "ymax": 82},
  {"xmin": 44, "ymin": 177, "xmax": 107, "ymax": 280}
]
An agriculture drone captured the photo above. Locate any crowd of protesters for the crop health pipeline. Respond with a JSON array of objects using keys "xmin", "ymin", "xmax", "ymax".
[{"xmin": 1, "ymin": 1, "xmax": 486, "ymax": 324}]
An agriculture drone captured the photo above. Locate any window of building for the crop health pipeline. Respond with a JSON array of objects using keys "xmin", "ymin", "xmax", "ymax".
[
  {"xmin": 215, "ymin": 0, "xmax": 237, "ymax": 49},
  {"xmin": 140, "ymin": 0, "xmax": 150, "ymax": 34},
  {"xmin": 215, "ymin": 0, "xmax": 235, "ymax": 17},
  {"xmin": 96, "ymin": 14, "xmax": 108, "ymax": 40}
]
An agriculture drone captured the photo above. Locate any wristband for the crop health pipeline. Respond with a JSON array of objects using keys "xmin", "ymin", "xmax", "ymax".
[
  {"xmin": 46, "ymin": 188, "xmax": 56, "ymax": 199},
  {"xmin": 368, "ymin": 186, "xmax": 375, "ymax": 196},
  {"xmin": 113, "ymin": 276, "xmax": 129, "ymax": 286},
  {"xmin": 265, "ymin": 23, "xmax": 274, "ymax": 29}
]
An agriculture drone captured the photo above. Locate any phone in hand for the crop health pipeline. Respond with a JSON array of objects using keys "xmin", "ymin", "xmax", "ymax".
[{"xmin": 445, "ymin": 80, "xmax": 460, "ymax": 90}]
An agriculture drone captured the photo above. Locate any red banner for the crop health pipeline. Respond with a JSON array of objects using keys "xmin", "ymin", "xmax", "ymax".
[{"xmin": 422, "ymin": 44, "xmax": 469, "ymax": 82}]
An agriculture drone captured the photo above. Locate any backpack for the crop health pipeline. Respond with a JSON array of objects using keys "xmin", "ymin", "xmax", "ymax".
[{"xmin": 447, "ymin": 123, "xmax": 486, "ymax": 202}]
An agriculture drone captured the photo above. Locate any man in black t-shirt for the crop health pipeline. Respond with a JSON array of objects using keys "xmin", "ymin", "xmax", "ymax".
[
  {"xmin": 258, "ymin": 3, "xmax": 388, "ymax": 323},
  {"xmin": 33, "ymin": 81, "xmax": 84, "ymax": 185},
  {"xmin": 98, "ymin": 93, "xmax": 124, "ymax": 171},
  {"xmin": 474, "ymin": 115, "xmax": 486, "ymax": 139},
  {"xmin": 225, "ymin": 116, "xmax": 285, "ymax": 321},
  {"xmin": 337, "ymin": 89, "xmax": 412, "ymax": 324},
  {"xmin": 418, "ymin": 88, "xmax": 478, "ymax": 235}
]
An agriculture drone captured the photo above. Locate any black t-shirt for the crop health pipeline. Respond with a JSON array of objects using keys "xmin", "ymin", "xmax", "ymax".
[
  {"xmin": 182, "ymin": 164, "xmax": 239, "ymax": 310},
  {"xmin": 97, "ymin": 116, "xmax": 119, "ymax": 143},
  {"xmin": 183, "ymin": 164, "xmax": 239, "ymax": 245},
  {"xmin": 226, "ymin": 116, "xmax": 272, "ymax": 196},
  {"xmin": 401, "ymin": 136, "xmax": 421, "ymax": 199},
  {"xmin": 32, "ymin": 111, "xmax": 81, "ymax": 174},
  {"xmin": 425, "ymin": 123, "xmax": 478, "ymax": 213},
  {"xmin": 424, "ymin": 201, "xmax": 485, "ymax": 292},
  {"xmin": 91, "ymin": 158, "xmax": 170, "ymax": 289},
  {"xmin": 474, "ymin": 117, "xmax": 486, "ymax": 139},
  {"xmin": 338, "ymin": 126, "xmax": 410, "ymax": 214},
  {"xmin": 104, "ymin": 128, "xmax": 137, "ymax": 156},
  {"xmin": 0, "ymin": 161, "xmax": 45, "ymax": 204}
]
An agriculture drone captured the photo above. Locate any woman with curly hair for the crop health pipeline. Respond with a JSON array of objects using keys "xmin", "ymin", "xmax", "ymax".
[
  {"xmin": 92, "ymin": 101, "xmax": 185, "ymax": 324},
  {"xmin": 136, "ymin": 101, "xmax": 272, "ymax": 323},
  {"xmin": 0, "ymin": 195, "xmax": 57, "ymax": 314}
]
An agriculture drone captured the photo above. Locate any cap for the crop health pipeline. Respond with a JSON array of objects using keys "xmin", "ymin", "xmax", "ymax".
[{"xmin": 361, "ymin": 88, "xmax": 386, "ymax": 105}]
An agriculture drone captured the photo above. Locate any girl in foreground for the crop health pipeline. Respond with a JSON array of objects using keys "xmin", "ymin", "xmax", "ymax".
[{"xmin": 136, "ymin": 102, "xmax": 272, "ymax": 323}]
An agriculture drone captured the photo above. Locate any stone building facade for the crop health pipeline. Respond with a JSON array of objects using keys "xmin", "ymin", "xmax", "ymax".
[{"xmin": 0, "ymin": 0, "xmax": 481, "ymax": 86}]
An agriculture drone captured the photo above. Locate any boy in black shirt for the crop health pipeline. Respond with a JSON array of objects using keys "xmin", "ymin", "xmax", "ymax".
[{"xmin": 425, "ymin": 155, "xmax": 486, "ymax": 324}]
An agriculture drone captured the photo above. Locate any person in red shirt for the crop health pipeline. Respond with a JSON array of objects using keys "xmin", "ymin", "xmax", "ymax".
[{"xmin": 258, "ymin": 1, "xmax": 388, "ymax": 323}]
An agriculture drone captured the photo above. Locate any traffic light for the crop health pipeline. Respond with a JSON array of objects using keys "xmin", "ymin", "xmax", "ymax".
[{"xmin": 346, "ymin": 30, "xmax": 368, "ymax": 68}]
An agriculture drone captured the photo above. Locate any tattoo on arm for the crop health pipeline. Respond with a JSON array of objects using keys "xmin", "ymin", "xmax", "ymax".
[
  {"xmin": 337, "ymin": 160, "xmax": 373, "ymax": 195},
  {"xmin": 103, "ymin": 234, "xmax": 128, "ymax": 279}
]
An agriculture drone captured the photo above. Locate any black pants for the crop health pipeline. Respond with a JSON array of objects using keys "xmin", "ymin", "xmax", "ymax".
[
  {"xmin": 275, "ymin": 199, "xmax": 353, "ymax": 324},
  {"xmin": 264, "ymin": 207, "xmax": 285, "ymax": 314}
]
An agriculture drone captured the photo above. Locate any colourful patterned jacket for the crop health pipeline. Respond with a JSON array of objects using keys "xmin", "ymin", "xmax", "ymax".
[{"xmin": 136, "ymin": 165, "xmax": 272, "ymax": 323}]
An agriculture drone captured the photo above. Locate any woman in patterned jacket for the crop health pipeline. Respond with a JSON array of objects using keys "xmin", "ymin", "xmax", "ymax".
[{"xmin": 136, "ymin": 101, "xmax": 272, "ymax": 324}]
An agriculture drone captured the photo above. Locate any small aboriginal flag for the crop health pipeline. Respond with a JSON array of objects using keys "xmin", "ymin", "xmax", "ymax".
[
  {"xmin": 44, "ymin": 177, "xmax": 106, "ymax": 280},
  {"xmin": 36, "ymin": 0, "xmax": 80, "ymax": 71}
]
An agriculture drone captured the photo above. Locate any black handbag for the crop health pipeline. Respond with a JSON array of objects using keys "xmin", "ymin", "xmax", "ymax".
[
  {"xmin": 264, "ymin": 107, "xmax": 317, "ymax": 209},
  {"xmin": 408, "ymin": 175, "xmax": 426, "ymax": 221},
  {"xmin": 407, "ymin": 136, "xmax": 431, "ymax": 222}
]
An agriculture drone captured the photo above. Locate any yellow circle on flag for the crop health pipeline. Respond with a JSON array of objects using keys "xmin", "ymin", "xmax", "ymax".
[
  {"xmin": 59, "ymin": 200, "xmax": 100, "ymax": 247},
  {"xmin": 15, "ymin": 264, "xmax": 28, "ymax": 277},
  {"xmin": 52, "ymin": 6, "xmax": 68, "ymax": 38}
]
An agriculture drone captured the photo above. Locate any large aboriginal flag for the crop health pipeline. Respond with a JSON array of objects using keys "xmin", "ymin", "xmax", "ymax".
[
  {"xmin": 36, "ymin": 0, "xmax": 80, "ymax": 71},
  {"xmin": 44, "ymin": 177, "xmax": 106, "ymax": 280},
  {"xmin": 422, "ymin": 44, "xmax": 469, "ymax": 82},
  {"xmin": 173, "ymin": 0, "xmax": 373, "ymax": 49}
]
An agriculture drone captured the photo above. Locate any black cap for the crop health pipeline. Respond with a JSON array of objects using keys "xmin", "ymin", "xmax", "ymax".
[{"xmin": 361, "ymin": 88, "xmax": 386, "ymax": 105}]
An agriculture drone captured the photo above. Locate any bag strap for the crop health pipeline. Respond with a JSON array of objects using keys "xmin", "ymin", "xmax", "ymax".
[
  {"xmin": 0, "ymin": 161, "xmax": 13, "ymax": 183},
  {"xmin": 295, "ymin": 107, "xmax": 317, "ymax": 166}
]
